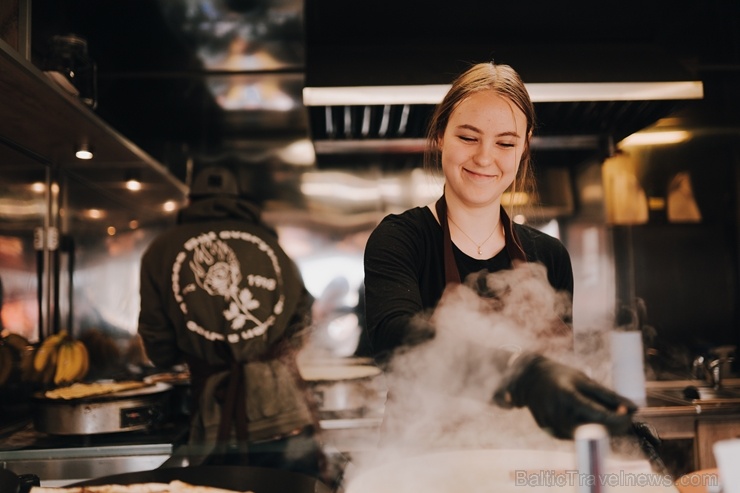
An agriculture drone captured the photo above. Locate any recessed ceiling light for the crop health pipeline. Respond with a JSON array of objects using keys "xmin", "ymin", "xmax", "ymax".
[{"xmin": 75, "ymin": 144, "xmax": 93, "ymax": 160}]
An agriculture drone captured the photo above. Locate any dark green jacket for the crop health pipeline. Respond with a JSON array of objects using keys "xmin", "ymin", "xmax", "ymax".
[{"xmin": 138, "ymin": 196, "xmax": 314, "ymax": 446}]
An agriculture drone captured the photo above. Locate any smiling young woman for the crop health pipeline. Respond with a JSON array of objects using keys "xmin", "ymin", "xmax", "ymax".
[{"xmin": 355, "ymin": 63, "xmax": 640, "ymax": 448}]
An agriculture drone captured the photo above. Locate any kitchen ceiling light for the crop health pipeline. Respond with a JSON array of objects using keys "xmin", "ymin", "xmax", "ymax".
[
  {"xmin": 302, "ymin": 81, "xmax": 704, "ymax": 106},
  {"xmin": 125, "ymin": 171, "xmax": 143, "ymax": 191},
  {"xmin": 75, "ymin": 144, "xmax": 93, "ymax": 160}
]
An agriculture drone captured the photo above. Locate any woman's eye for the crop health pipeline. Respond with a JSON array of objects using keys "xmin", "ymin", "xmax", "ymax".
[
  {"xmin": 499, "ymin": 142, "xmax": 515, "ymax": 148},
  {"xmin": 458, "ymin": 135, "xmax": 476, "ymax": 142}
]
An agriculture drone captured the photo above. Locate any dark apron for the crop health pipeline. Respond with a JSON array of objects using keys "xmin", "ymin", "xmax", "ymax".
[
  {"xmin": 184, "ymin": 354, "xmax": 250, "ymax": 448},
  {"xmin": 434, "ymin": 195, "xmax": 527, "ymax": 285},
  {"xmin": 184, "ymin": 344, "xmax": 325, "ymax": 468},
  {"xmin": 435, "ymin": 195, "xmax": 572, "ymax": 339}
]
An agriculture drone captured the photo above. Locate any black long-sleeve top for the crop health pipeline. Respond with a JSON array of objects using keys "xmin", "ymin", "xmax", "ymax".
[{"xmin": 362, "ymin": 206, "xmax": 573, "ymax": 360}]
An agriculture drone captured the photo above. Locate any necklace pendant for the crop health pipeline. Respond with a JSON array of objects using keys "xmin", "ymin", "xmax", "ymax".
[{"xmin": 478, "ymin": 246, "xmax": 482, "ymax": 255}]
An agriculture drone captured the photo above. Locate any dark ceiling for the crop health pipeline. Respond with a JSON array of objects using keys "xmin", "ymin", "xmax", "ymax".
[{"xmin": 27, "ymin": 0, "xmax": 740, "ymax": 206}]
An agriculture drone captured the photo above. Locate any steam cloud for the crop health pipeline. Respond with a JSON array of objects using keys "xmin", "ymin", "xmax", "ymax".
[{"xmin": 344, "ymin": 262, "xmax": 634, "ymax": 483}]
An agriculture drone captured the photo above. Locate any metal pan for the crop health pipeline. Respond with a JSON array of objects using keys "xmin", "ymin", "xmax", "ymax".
[
  {"xmin": 299, "ymin": 364, "xmax": 384, "ymax": 416},
  {"xmin": 72, "ymin": 465, "xmax": 332, "ymax": 493},
  {"xmin": 32, "ymin": 382, "xmax": 173, "ymax": 435}
]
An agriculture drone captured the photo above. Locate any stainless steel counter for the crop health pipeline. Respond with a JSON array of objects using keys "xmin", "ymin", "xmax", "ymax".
[
  {"xmin": 0, "ymin": 444, "xmax": 173, "ymax": 487},
  {"xmin": 635, "ymin": 379, "xmax": 740, "ymax": 472},
  {"xmin": 0, "ymin": 419, "xmax": 190, "ymax": 487},
  {"xmin": 637, "ymin": 379, "xmax": 740, "ymax": 439}
]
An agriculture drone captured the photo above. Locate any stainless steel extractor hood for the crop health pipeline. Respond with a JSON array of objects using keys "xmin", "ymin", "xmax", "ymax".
[{"xmin": 303, "ymin": 0, "xmax": 704, "ymax": 172}]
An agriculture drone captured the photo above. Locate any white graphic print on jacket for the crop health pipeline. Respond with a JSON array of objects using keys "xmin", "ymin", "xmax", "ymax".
[{"xmin": 172, "ymin": 230, "xmax": 285, "ymax": 343}]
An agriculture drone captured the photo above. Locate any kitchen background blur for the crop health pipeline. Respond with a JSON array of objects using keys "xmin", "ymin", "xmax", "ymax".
[{"xmin": 1, "ymin": 0, "xmax": 739, "ymax": 388}]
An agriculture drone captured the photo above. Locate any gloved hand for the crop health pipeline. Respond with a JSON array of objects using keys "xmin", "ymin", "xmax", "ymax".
[{"xmin": 492, "ymin": 352, "xmax": 637, "ymax": 439}]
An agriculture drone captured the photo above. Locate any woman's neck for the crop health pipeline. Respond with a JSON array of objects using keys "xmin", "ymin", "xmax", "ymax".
[{"xmin": 430, "ymin": 195, "xmax": 506, "ymax": 259}]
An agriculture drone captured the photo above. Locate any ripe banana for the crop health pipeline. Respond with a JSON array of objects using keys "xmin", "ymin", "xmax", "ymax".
[
  {"xmin": 54, "ymin": 342, "xmax": 74, "ymax": 385},
  {"xmin": 72, "ymin": 341, "xmax": 90, "ymax": 381},
  {"xmin": 0, "ymin": 344, "xmax": 13, "ymax": 387},
  {"xmin": 53, "ymin": 339, "xmax": 90, "ymax": 385},
  {"xmin": 33, "ymin": 330, "xmax": 68, "ymax": 374}
]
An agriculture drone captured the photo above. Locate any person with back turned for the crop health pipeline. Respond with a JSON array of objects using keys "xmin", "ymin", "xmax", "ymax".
[
  {"xmin": 361, "ymin": 62, "xmax": 638, "ymax": 441},
  {"xmin": 137, "ymin": 166, "xmax": 326, "ymax": 478}
]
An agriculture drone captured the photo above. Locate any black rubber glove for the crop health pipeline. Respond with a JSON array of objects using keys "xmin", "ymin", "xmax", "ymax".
[{"xmin": 493, "ymin": 352, "xmax": 637, "ymax": 439}]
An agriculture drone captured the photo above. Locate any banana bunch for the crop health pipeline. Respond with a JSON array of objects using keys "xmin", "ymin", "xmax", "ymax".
[
  {"xmin": 32, "ymin": 330, "xmax": 90, "ymax": 387},
  {"xmin": 0, "ymin": 332, "xmax": 32, "ymax": 387},
  {"xmin": 53, "ymin": 338, "xmax": 90, "ymax": 385}
]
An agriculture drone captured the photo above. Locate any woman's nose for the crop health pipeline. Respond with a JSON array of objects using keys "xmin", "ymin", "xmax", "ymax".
[{"xmin": 473, "ymin": 144, "xmax": 495, "ymax": 166}]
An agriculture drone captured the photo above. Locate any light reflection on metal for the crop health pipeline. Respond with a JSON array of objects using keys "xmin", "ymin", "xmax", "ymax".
[
  {"xmin": 209, "ymin": 77, "xmax": 297, "ymax": 111},
  {"xmin": 0, "ymin": 197, "xmax": 45, "ymax": 219},
  {"xmin": 502, "ymin": 191, "xmax": 531, "ymax": 207},
  {"xmin": 397, "ymin": 104, "xmax": 410, "ymax": 135},
  {"xmin": 84, "ymin": 209, "xmax": 104, "ymax": 219},
  {"xmin": 619, "ymin": 130, "xmax": 690, "ymax": 147},
  {"xmin": 378, "ymin": 105, "xmax": 391, "ymax": 137},
  {"xmin": 275, "ymin": 138, "xmax": 315, "ymax": 166},
  {"xmin": 313, "ymin": 134, "xmax": 602, "ymax": 155},
  {"xmin": 325, "ymin": 106, "xmax": 334, "ymax": 137},
  {"xmin": 361, "ymin": 106, "xmax": 371, "ymax": 137},
  {"xmin": 157, "ymin": 0, "xmax": 304, "ymax": 113},
  {"xmin": 343, "ymin": 106, "xmax": 352, "ymax": 138},
  {"xmin": 303, "ymin": 81, "xmax": 704, "ymax": 106},
  {"xmin": 298, "ymin": 168, "xmax": 444, "ymax": 212},
  {"xmin": 301, "ymin": 180, "xmax": 381, "ymax": 203},
  {"xmin": 163, "ymin": 201, "xmax": 178, "ymax": 212},
  {"xmin": 125, "ymin": 179, "xmax": 142, "ymax": 191}
]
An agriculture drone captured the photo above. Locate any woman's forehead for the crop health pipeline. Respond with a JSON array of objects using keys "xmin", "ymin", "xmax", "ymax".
[{"xmin": 449, "ymin": 90, "xmax": 527, "ymax": 132}]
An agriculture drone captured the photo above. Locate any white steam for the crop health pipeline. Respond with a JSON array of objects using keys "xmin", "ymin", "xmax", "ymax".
[{"xmin": 345, "ymin": 262, "xmax": 622, "ymax": 481}]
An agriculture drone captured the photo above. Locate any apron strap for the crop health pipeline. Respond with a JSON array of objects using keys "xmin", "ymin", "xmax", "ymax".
[
  {"xmin": 434, "ymin": 195, "xmax": 528, "ymax": 286},
  {"xmin": 501, "ymin": 207, "xmax": 528, "ymax": 265},
  {"xmin": 216, "ymin": 362, "xmax": 249, "ymax": 443},
  {"xmin": 434, "ymin": 196, "xmax": 462, "ymax": 285},
  {"xmin": 183, "ymin": 354, "xmax": 250, "ymax": 445}
]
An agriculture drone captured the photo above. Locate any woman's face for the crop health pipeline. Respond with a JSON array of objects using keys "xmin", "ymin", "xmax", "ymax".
[{"xmin": 439, "ymin": 90, "xmax": 528, "ymax": 209}]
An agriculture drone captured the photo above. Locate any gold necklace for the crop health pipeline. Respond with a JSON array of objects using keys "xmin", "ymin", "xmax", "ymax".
[{"xmin": 447, "ymin": 215, "xmax": 500, "ymax": 256}]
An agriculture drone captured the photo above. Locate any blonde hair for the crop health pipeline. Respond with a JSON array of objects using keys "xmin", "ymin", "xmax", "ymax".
[{"xmin": 423, "ymin": 62, "xmax": 538, "ymax": 211}]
